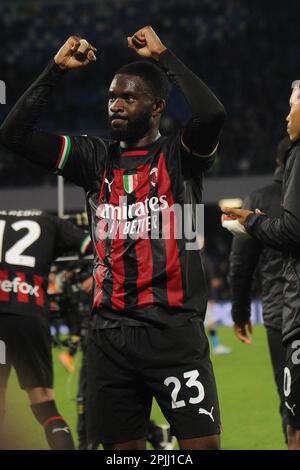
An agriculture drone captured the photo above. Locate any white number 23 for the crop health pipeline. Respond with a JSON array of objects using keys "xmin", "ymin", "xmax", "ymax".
[{"xmin": 164, "ymin": 369, "xmax": 205, "ymax": 409}]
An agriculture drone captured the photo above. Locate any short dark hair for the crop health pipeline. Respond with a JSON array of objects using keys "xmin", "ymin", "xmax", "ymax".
[{"xmin": 115, "ymin": 61, "xmax": 170, "ymax": 101}]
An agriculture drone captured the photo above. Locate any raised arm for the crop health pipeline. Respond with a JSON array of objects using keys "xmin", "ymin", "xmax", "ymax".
[
  {"xmin": 128, "ymin": 26, "xmax": 226, "ymax": 158},
  {"xmin": 0, "ymin": 37, "xmax": 99, "ymax": 187}
]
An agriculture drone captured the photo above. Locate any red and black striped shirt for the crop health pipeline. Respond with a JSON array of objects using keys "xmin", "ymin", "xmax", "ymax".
[
  {"xmin": 0, "ymin": 210, "xmax": 90, "ymax": 317},
  {"xmin": 55, "ymin": 134, "xmax": 212, "ymax": 327}
]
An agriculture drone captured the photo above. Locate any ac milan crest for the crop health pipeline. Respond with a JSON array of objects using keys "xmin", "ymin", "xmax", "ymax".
[{"xmin": 150, "ymin": 167, "xmax": 158, "ymax": 187}]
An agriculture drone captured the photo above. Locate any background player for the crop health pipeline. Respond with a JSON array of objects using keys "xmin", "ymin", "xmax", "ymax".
[
  {"xmin": 222, "ymin": 81, "xmax": 300, "ymax": 449},
  {"xmin": 229, "ymin": 137, "xmax": 290, "ymax": 441},
  {"xmin": 0, "ymin": 209, "xmax": 90, "ymax": 450}
]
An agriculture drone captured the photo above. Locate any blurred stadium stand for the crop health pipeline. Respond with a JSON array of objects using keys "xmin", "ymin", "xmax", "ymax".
[{"xmin": 1, "ymin": 0, "xmax": 300, "ymax": 188}]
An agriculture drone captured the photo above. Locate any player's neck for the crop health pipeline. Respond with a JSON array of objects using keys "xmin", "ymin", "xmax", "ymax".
[{"xmin": 120, "ymin": 129, "xmax": 161, "ymax": 149}]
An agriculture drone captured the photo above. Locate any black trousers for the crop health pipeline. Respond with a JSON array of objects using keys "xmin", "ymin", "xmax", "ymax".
[{"xmin": 266, "ymin": 326, "xmax": 287, "ymax": 441}]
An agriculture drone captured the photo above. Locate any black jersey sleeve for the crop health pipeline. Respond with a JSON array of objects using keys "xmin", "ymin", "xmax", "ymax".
[
  {"xmin": 158, "ymin": 50, "xmax": 226, "ymax": 169},
  {"xmin": 53, "ymin": 216, "xmax": 92, "ymax": 258},
  {"xmin": 230, "ymin": 193, "xmax": 262, "ymax": 325},
  {"xmin": 0, "ymin": 60, "xmax": 106, "ymax": 189},
  {"xmin": 244, "ymin": 149, "xmax": 300, "ymax": 250}
]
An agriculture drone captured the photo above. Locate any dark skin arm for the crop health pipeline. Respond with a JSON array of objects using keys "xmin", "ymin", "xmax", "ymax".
[{"xmin": 234, "ymin": 321, "xmax": 253, "ymax": 345}]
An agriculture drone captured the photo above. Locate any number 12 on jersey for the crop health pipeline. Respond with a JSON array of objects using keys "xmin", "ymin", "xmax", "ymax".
[{"xmin": 0, "ymin": 220, "xmax": 41, "ymax": 268}]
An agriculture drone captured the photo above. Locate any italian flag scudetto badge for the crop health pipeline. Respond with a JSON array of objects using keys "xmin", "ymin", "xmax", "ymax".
[{"xmin": 123, "ymin": 174, "xmax": 138, "ymax": 194}]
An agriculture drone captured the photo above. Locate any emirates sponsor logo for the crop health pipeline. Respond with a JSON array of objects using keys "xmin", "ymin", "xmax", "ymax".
[
  {"xmin": 95, "ymin": 195, "xmax": 169, "ymax": 239},
  {"xmin": 96, "ymin": 195, "xmax": 168, "ymax": 221},
  {"xmin": 93, "ymin": 194, "xmax": 205, "ymax": 250},
  {"xmin": 0, "ymin": 276, "xmax": 40, "ymax": 297}
]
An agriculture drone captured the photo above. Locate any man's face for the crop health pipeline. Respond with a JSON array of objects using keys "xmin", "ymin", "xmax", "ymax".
[
  {"xmin": 287, "ymin": 85, "xmax": 300, "ymax": 142},
  {"xmin": 108, "ymin": 74, "xmax": 155, "ymax": 142}
]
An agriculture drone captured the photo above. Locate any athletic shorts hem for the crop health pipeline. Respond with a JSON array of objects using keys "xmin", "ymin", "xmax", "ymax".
[
  {"xmin": 19, "ymin": 380, "xmax": 53, "ymax": 390},
  {"xmin": 171, "ymin": 425, "xmax": 221, "ymax": 440},
  {"xmin": 287, "ymin": 418, "xmax": 300, "ymax": 430}
]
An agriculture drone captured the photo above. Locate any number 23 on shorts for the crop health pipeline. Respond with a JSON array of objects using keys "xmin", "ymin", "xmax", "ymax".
[{"xmin": 164, "ymin": 369, "xmax": 205, "ymax": 409}]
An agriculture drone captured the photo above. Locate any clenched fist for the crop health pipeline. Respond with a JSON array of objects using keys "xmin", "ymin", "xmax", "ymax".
[
  {"xmin": 127, "ymin": 26, "xmax": 167, "ymax": 60},
  {"xmin": 54, "ymin": 36, "xmax": 97, "ymax": 70}
]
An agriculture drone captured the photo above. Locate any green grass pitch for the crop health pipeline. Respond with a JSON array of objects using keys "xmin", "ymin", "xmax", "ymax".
[{"xmin": 5, "ymin": 326, "xmax": 286, "ymax": 450}]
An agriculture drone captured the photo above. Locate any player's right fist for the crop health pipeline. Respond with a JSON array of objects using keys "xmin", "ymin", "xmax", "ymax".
[{"xmin": 54, "ymin": 36, "xmax": 97, "ymax": 70}]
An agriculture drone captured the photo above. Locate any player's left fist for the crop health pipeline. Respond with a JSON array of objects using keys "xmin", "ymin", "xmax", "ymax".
[
  {"xmin": 127, "ymin": 26, "xmax": 167, "ymax": 60},
  {"xmin": 54, "ymin": 36, "xmax": 97, "ymax": 70}
]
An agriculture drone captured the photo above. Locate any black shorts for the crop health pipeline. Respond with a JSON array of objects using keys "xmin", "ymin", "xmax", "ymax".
[
  {"xmin": 0, "ymin": 313, "xmax": 53, "ymax": 390},
  {"xmin": 284, "ymin": 338, "xmax": 300, "ymax": 429},
  {"xmin": 86, "ymin": 322, "xmax": 221, "ymax": 444}
]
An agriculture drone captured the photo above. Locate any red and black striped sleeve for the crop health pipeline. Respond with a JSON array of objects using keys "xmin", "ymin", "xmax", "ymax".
[{"xmin": 0, "ymin": 60, "xmax": 105, "ymax": 189}]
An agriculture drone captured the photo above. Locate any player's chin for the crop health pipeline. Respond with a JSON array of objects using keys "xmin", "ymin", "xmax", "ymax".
[
  {"xmin": 288, "ymin": 130, "xmax": 298, "ymax": 142},
  {"xmin": 110, "ymin": 119, "xmax": 128, "ymax": 135},
  {"xmin": 110, "ymin": 127, "xmax": 129, "ymax": 141}
]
